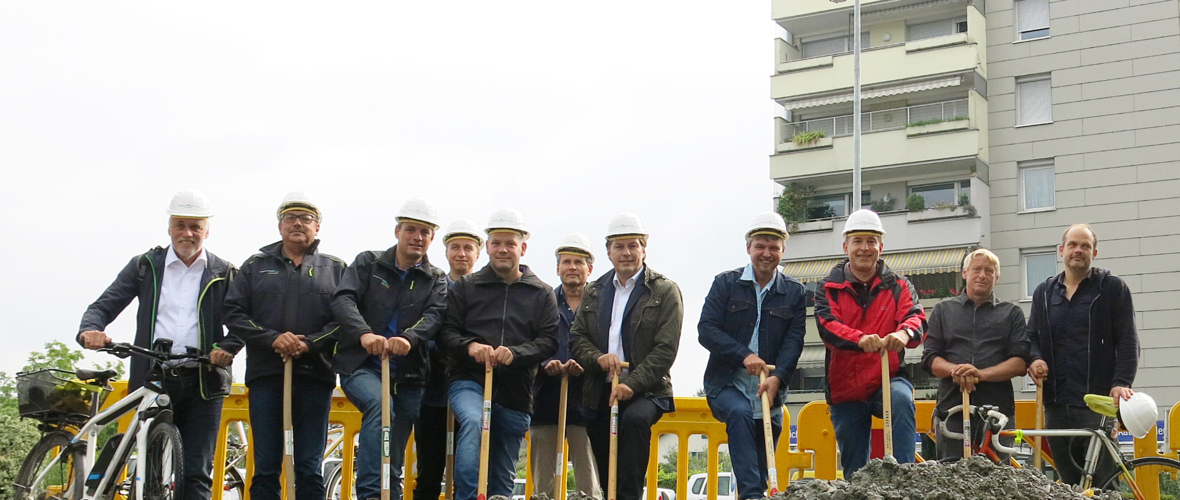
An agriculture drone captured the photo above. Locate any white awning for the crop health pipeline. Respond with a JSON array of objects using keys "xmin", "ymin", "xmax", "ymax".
[{"xmin": 779, "ymin": 76, "xmax": 963, "ymax": 110}]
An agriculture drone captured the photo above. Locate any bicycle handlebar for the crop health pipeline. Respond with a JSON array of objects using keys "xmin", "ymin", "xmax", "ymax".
[{"xmin": 99, "ymin": 342, "xmax": 211, "ymax": 364}]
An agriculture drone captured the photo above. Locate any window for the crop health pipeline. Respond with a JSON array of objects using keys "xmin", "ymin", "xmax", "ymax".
[
  {"xmin": 1016, "ymin": 0, "xmax": 1050, "ymax": 41},
  {"xmin": 1020, "ymin": 160, "xmax": 1055, "ymax": 211},
  {"xmin": 805, "ymin": 192, "xmax": 872, "ymax": 220},
  {"xmin": 907, "ymin": 17, "xmax": 968, "ymax": 41},
  {"xmin": 691, "ymin": 478, "xmax": 704, "ymax": 495},
  {"xmin": 909, "ymin": 179, "xmax": 971, "ymax": 207},
  {"xmin": 1016, "ymin": 74, "xmax": 1052, "ymax": 126},
  {"xmin": 802, "ymin": 32, "xmax": 869, "ymax": 58},
  {"xmin": 1022, "ymin": 250, "xmax": 1057, "ymax": 299},
  {"xmin": 717, "ymin": 476, "xmax": 732, "ymax": 495}
]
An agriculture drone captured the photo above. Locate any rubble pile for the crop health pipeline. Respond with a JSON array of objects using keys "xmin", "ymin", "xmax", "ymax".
[{"xmin": 773, "ymin": 456, "xmax": 1121, "ymax": 500}]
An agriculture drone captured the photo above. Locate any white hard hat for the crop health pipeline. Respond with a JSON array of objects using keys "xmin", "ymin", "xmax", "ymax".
[
  {"xmin": 746, "ymin": 211, "xmax": 789, "ymax": 242},
  {"xmin": 555, "ymin": 232, "xmax": 595, "ymax": 263},
  {"xmin": 395, "ymin": 198, "xmax": 441, "ymax": 229},
  {"xmin": 444, "ymin": 218, "xmax": 484, "ymax": 247},
  {"xmin": 165, "ymin": 188, "xmax": 215, "ymax": 218},
  {"xmin": 276, "ymin": 191, "xmax": 322, "ymax": 221},
  {"xmin": 485, "ymin": 207, "xmax": 530, "ymax": 240},
  {"xmin": 1120, "ymin": 392, "xmax": 1159, "ymax": 439},
  {"xmin": 605, "ymin": 212, "xmax": 648, "ymax": 241},
  {"xmin": 842, "ymin": 209, "xmax": 886, "ymax": 237}
]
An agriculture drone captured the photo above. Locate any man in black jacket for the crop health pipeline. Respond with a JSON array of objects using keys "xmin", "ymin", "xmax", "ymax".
[
  {"xmin": 439, "ymin": 208, "xmax": 558, "ymax": 500},
  {"xmin": 224, "ymin": 192, "xmax": 347, "ymax": 500},
  {"xmin": 78, "ymin": 188, "xmax": 238, "ymax": 500},
  {"xmin": 1027, "ymin": 224, "xmax": 1139, "ymax": 486},
  {"xmin": 331, "ymin": 198, "xmax": 449, "ymax": 500}
]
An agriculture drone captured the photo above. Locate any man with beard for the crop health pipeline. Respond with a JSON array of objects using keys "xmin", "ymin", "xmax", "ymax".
[
  {"xmin": 698, "ymin": 212, "xmax": 806, "ymax": 499},
  {"xmin": 331, "ymin": 198, "xmax": 448, "ymax": 500},
  {"xmin": 814, "ymin": 209, "xmax": 925, "ymax": 476},
  {"xmin": 78, "ymin": 188, "xmax": 237, "ymax": 500},
  {"xmin": 529, "ymin": 232, "xmax": 601, "ymax": 499},
  {"xmin": 1027, "ymin": 224, "xmax": 1138, "ymax": 486},
  {"xmin": 922, "ymin": 248, "xmax": 1029, "ymax": 460},
  {"xmin": 224, "ymin": 191, "xmax": 347, "ymax": 500}
]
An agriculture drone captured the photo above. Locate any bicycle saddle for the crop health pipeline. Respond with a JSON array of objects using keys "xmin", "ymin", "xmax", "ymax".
[{"xmin": 76, "ymin": 368, "xmax": 119, "ymax": 382}]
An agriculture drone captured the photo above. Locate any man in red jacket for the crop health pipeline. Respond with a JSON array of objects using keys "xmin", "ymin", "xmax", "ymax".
[{"xmin": 814, "ymin": 209, "xmax": 926, "ymax": 476}]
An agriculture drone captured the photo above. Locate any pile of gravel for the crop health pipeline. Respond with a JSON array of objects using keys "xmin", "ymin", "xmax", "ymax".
[{"xmin": 773, "ymin": 456, "xmax": 1121, "ymax": 500}]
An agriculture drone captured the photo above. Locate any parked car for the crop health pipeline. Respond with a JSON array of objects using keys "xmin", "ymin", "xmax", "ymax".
[
  {"xmin": 512, "ymin": 478, "xmax": 527, "ymax": 500},
  {"xmin": 686, "ymin": 472, "xmax": 734, "ymax": 500}
]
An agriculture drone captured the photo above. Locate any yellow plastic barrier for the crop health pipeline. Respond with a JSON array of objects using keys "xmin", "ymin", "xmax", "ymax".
[{"xmin": 93, "ymin": 383, "xmax": 1179, "ymax": 500}]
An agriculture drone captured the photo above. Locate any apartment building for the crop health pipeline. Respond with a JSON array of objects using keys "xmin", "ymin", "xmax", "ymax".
[{"xmin": 770, "ymin": 0, "xmax": 1180, "ymax": 416}]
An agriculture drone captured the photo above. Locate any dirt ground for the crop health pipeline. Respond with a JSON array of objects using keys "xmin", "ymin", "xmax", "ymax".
[{"xmin": 773, "ymin": 456, "xmax": 1122, "ymax": 500}]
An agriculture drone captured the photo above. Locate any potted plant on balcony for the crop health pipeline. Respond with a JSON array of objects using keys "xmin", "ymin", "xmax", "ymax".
[
  {"xmin": 905, "ymin": 116, "xmax": 969, "ymax": 137},
  {"xmin": 775, "ymin": 184, "xmax": 833, "ymax": 233},
  {"xmin": 783, "ymin": 130, "xmax": 831, "ymax": 152}
]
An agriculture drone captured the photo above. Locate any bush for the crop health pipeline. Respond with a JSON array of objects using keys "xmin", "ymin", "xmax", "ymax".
[
  {"xmin": 0, "ymin": 409, "xmax": 42, "ymax": 498},
  {"xmin": 906, "ymin": 194, "xmax": 926, "ymax": 212}
]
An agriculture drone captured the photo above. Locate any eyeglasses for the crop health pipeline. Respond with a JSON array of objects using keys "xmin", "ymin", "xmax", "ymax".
[{"xmin": 281, "ymin": 213, "xmax": 318, "ymax": 224}]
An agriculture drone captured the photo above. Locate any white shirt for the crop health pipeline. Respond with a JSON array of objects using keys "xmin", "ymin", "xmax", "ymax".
[
  {"xmin": 608, "ymin": 266, "xmax": 644, "ymax": 371},
  {"xmin": 154, "ymin": 247, "xmax": 207, "ymax": 356}
]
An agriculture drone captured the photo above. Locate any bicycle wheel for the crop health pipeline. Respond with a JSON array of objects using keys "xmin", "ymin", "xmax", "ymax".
[
  {"xmin": 324, "ymin": 461, "xmax": 344, "ymax": 500},
  {"xmin": 14, "ymin": 430, "xmax": 84, "ymax": 500},
  {"xmin": 1101, "ymin": 456, "xmax": 1180, "ymax": 497},
  {"xmin": 221, "ymin": 466, "xmax": 245, "ymax": 500},
  {"xmin": 143, "ymin": 422, "xmax": 185, "ymax": 500}
]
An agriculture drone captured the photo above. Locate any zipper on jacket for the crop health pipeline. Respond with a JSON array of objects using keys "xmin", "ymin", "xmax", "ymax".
[
  {"xmin": 1086, "ymin": 290, "xmax": 1101, "ymax": 395},
  {"xmin": 148, "ymin": 257, "xmax": 160, "ymax": 341},
  {"xmin": 500, "ymin": 284, "xmax": 509, "ymax": 346},
  {"xmin": 196, "ymin": 276, "xmax": 227, "ymax": 400}
]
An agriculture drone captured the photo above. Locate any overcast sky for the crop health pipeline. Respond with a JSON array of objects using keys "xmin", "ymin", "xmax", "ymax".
[{"xmin": 0, "ymin": 2, "xmax": 781, "ymax": 396}]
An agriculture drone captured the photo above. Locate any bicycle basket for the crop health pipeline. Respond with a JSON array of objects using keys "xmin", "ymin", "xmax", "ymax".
[{"xmin": 16, "ymin": 369, "xmax": 109, "ymax": 423}]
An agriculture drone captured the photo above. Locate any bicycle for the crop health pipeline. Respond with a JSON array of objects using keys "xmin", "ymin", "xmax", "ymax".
[
  {"xmin": 938, "ymin": 394, "xmax": 1180, "ymax": 500},
  {"xmin": 13, "ymin": 339, "xmax": 215, "ymax": 500}
]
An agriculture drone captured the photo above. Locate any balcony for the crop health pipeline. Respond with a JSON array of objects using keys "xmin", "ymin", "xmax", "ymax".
[
  {"xmin": 771, "ymin": 6, "xmax": 987, "ymax": 101},
  {"xmin": 770, "ymin": 92, "xmax": 988, "ymax": 182},
  {"xmin": 772, "ymin": 0, "xmax": 893, "ymax": 27}
]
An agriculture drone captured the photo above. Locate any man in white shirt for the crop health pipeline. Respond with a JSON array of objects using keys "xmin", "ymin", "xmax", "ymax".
[
  {"xmin": 78, "ymin": 188, "xmax": 238, "ymax": 500},
  {"xmin": 571, "ymin": 212, "xmax": 683, "ymax": 500}
]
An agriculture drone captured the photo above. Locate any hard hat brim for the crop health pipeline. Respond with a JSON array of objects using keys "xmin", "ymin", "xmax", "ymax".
[
  {"xmin": 606, "ymin": 233, "xmax": 648, "ymax": 241},
  {"xmin": 444, "ymin": 234, "xmax": 484, "ymax": 246},
  {"xmin": 747, "ymin": 229, "xmax": 788, "ymax": 240},
  {"xmin": 397, "ymin": 217, "xmax": 441, "ymax": 230},
  {"xmin": 487, "ymin": 228, "xmax": 529, "ymax": 240},
  {"xmin": 843, "ymin": 230, "xmax": 885, "ymax": 238},
  {"xmin": 278, "ymin": 204, "xmax": 321, "ymax": 220}
]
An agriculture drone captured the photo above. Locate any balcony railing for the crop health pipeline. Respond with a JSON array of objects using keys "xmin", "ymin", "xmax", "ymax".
[{"xmin": 782, "ymin": 99, "xmax": 968, "ymax": 141}]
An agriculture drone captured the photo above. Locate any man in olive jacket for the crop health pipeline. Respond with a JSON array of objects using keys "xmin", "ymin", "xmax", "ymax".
[{"xmin": 570, "ymin": 212, "xmax": 683, "ymax": 500}]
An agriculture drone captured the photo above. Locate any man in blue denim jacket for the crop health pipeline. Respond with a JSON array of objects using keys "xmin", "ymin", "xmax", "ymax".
[{"xmin": 698, "ymin": 212, "xmax": 807, "ymax": 499}]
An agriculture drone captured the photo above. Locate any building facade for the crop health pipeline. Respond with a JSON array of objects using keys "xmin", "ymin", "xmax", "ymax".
[{"xmin": 770, "ymin": 0, "xmax": 1180, "ymax": 417}]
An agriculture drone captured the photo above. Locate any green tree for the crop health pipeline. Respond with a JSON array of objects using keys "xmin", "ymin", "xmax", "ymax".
[{"xmin": 656, "ymin": 447, "xmax": 732, "ymax": 491}]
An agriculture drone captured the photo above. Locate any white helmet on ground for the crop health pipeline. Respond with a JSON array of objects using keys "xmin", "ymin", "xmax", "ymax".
[
  {"xmin": 555, "ymin": 232, "xmax": 595, "ymax": 263},
  {"xmin": 444, "ymin": 218, "xmax": 484, "ymax": 247},
  {"xmin": 605, "ymin": 212, "xmax": 648, "ymax": 242},
  {"xmin": 1120, "ymin": 392, "xmax": 1159, "ymax": 439},
  {"xmin": 396, "ymin": 198, "xmax": 441, "ymax": 230},
  {"xmin": 843, "ymin": 209, "xmax": 886, "ymax": 238},
  {"xmin": 165, "ymin": 188, "xmax": 215, "ymax": 218},
  {"xmin": 485, "ymin": 207, "xmax": 530, "ymax": 240},
  {"xmin": 746, "ymin": 211, "xmax": 789, "ymax": 242},
  {"xmin": 276, "ymin": 191, "xmax": 321, "ymax": 221}
]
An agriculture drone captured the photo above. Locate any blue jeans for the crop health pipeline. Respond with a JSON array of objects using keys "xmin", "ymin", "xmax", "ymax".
[
  {"xmin": 829, "ymin": 377, "xmax": 916, "ymax": 477},
  {"xmin": 247, "ymin": 375, "xmax": 334, "ymax": 500},
  {"xmin": 341, "ymin": 366, "xmax": 424, "ymax": 500},
  {"xmin": 448, "ymin": 380, "xmax": 531, "ymax": 500},
  {"xmin": 707, "ymin": 387, "xmax": 782, "ymax": 500},
  {"xmin": 162, "ymin": 367, "xmax": 224, "ymax": 500}
]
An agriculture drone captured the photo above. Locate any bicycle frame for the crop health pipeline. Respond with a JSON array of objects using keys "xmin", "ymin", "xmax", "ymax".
[{"xmin": 27, "ymin": 380, "xmax": 171, "ymax": 500}]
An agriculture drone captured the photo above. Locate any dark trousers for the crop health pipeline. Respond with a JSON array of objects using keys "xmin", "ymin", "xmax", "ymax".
[
  {"xmin": 707, "ymin": 387, "xmax": 782, "ymax": 500},
  {"xmin": 161, "ymin": 369, "xmax": 225, "ymax": 500},
  {"xmin": 1044, "ymin": 403, "xmax": 1119, "ymax": 487},
  {"xmin": 413, "ymin": 403, "xmax": 451, "ymax": 500},
  {"xmin": 247, "ymin": 375, "xmax": 334, "ymax": 500},
  {"xmin": 587, "ymin": 395, "xmax": 664, "ymax": 500}
]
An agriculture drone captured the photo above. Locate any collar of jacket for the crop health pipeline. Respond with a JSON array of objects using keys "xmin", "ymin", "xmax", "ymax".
[
  {"xmin": 376, "ymin": 244, "xmax": 439, "ymax": 276},
  {"xmin": 738, "ymin": 266, "xmax": 796, "ymax": 295},
  {"xmin": 259, "ymin": 239, "xmax": 321, "ymax": 260},
  {"xmin": 1047, "ymin": 266, "xmax": 1110, "ymax": 291},
  {"xmin": 593, "ymin": 265, "xmax": 668, "ymax": 292},
  {"xmin": 952, "ymin": 291, "xmax": 1000, "ymax": 308},
  {"xmin": 469, "ymin": 263, "xmax": 547, "ymax": 289},
  {"xmin": 146, "ymin": 245, "xmax": 232, "ymax": 280},
  {"xmin": 821, "ymin": 258, "xmax": 899, "ymax": 291}
]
